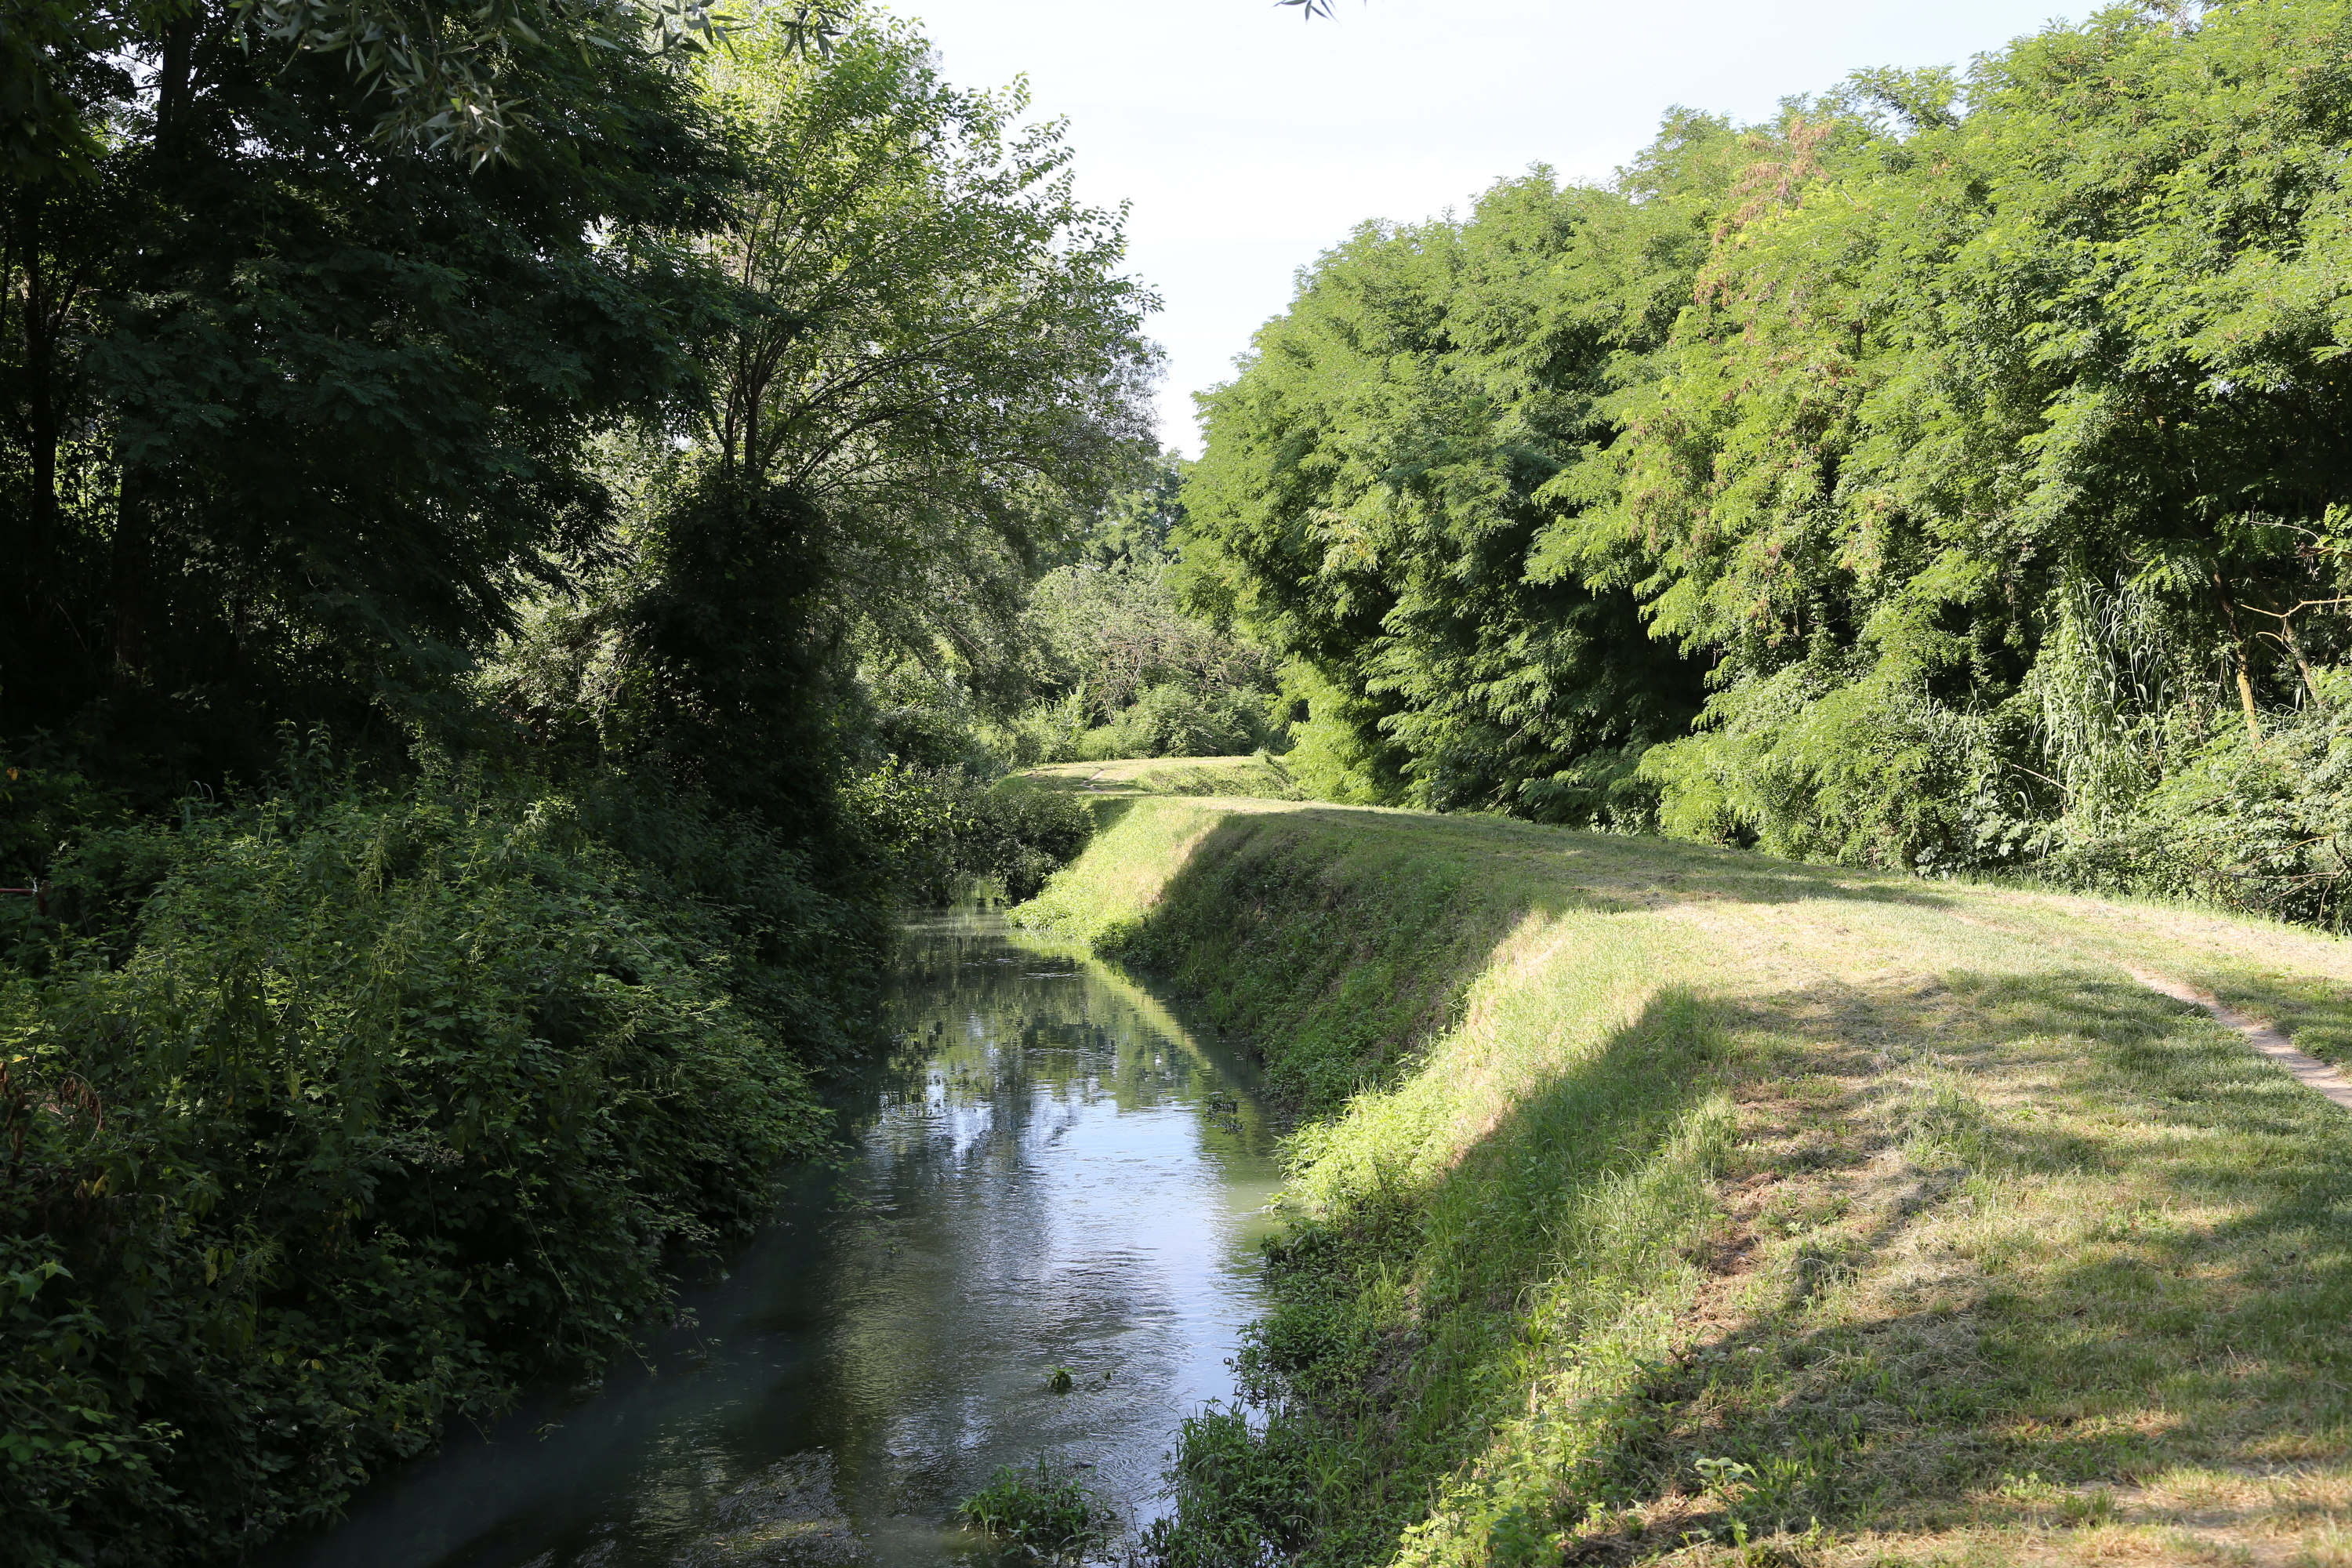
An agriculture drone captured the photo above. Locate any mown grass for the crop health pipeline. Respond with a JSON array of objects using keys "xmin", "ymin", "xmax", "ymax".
[
  {"xmin": 1022, "ymin": 753, "xmax": 1308, "ymax": 801},
  {"xmin": 1013, "ymin": 789, "xmax": 2352, "ymax": 1567}
]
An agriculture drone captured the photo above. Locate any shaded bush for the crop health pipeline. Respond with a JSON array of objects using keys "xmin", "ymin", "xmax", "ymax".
[
  {"xmin": 846, "ymin": 762, "xmax": 1095, "ymax": 905},
  {"xmin": 0, "ymin": 767, "xmax": 830, "ymax": 1566},
  {"xmin": 2040, "ymin": 699, "xmax": 2352, "ymax": 929}
]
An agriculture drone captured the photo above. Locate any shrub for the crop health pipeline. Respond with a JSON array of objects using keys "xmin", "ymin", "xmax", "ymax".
[
  {"xmin": 0, "ymin": 767, "xmax": 829, "ymax": 1565},
  {"xmin": 2042, "ymin": 698, "xmax": 2352, "ymax": 928},
  {"xmin": 571, "ymin": 768, "xmax": 889, "ymax": 1069},
  {"xmin": 845, "ymin": 762, "xmax": 1094, "ymax": 905}
]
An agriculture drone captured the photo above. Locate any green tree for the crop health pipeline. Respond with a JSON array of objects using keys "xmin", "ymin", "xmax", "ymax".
[
  {"xmin": 1181, "ymin": 134, "xmax": 1733, "ymax": 818},
  {"xmin": 530, "ymin": 6, "xmax": 1159, "ymax": 819},
  {"xmin": 0, "ymin": 0, "xmax": 739, "ymax": 793},
  {"xmin": 1194, "ymin": 0, "xmax": 2352, "ymax": 883},
  {"xmin": 1574, "ymin": 2, "xmax": 2352, "ymax": 866}
]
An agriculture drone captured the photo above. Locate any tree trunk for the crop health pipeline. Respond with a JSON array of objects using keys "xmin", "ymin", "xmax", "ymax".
[{"xmin": 2281, "ymin": 613, "xmax": 2326, "ymax": 712}]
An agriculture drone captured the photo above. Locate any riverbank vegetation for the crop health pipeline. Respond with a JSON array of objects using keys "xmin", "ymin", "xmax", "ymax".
[
  {"xmin": 1180, "ymin": 0, "xmax": 2352, "ymax": 929},
  {"xmin": 15, "ymin": 0, "xmax": 2352, "ymax": 1559},
  {"xmin": 0, "ymin": 4, "xmax": 1146, "ymax": 1559},
  {"xmin": 1018, "ymin": 785, "xmax": 2352, "ymax": 1566}
]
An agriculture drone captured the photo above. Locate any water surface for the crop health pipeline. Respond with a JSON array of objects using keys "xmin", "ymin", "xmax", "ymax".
[{"xmin": 271, "ymin": 911, "xmax": 1279, "ymax": 1567}]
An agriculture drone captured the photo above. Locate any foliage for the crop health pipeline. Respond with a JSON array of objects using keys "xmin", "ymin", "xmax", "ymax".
[
  {"xmin": 1550, "ymin": 1, "xmax": 2352, "ymax": 873},
  {"xmin": 472, "ymin": 6, "xmax": 1163, "ymax": 829},
  {"xmin": 1004, "ymin": 456, "xmax": 1286, "ymax": 766},
  {"xmin": 0, "ymin": 761, "xmax": 830, "ymax": 1566},
  {"xmin": 685, "ymin": 9, "xmax": 1156, "ymax": 696},
  {"xmin": 0, "ymin": 2, "xmax": 1142, "ymax": 1559},
  {"xmin": 0, "ymin": 0, "xmax": 737, "ymax": 792},
  {"xmin": 847, "ymin": 763, "xmax": 1094, "ymax": 906},
  {"xmin": 2042, "ymin": 684, "xmax": 2352, "ymax": 928},
  {"xmin": 957, "ymin": 1456, "xmax": 1116, "ymax": 1565},
  {"xmin": 1181, "ymin": 137, "xmax": 1733, "ymax": 818},
  {"xmin": 1190, "ymin": 0, "xmax": 2352, "ymax": 915},
  {"xmin": 225, "ymin": 0, "xmax": 852, "ymax": 165},
  {"xmin": 566, "ymin": 765, "xmax": 888, "ymax": 1065}
]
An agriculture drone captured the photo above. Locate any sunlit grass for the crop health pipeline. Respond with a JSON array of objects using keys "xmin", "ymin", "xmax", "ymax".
[
  {"xmin": 1018, "ymin": 792, "xmax": 2352, "ymax": 1566},
  {"xmin": 1022, "ymin": 753, "xmax": 1308, "ymax": 800}
]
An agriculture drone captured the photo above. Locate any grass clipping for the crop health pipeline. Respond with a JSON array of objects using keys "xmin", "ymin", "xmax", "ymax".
[{"xmin": 1015, "ymin": 790, "xmax": 2352, "ymax": 1568}]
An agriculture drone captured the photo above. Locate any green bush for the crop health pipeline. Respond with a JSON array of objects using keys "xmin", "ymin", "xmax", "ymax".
[
  {"xmin": 0, "ymin": 767, "xmax": 829, "ymax": 1565},
  {"xmin": 1639, "ymin": 670, "xmax": 2015, "ymax": 872},
  {"xmin": 846, "ymin": 762, "xmax": 1094, "ymax": 905},
  {"xmin": 569, "ymin": 768, "xmax": 889, "ymax": 1068},
  {"xmin": 1080, "ymin": 684, "xmax": 1278, "ymax": 762},
  {"xmin": 2041, "ymin": 699, "xmax": 2352, "ymax": 929}
]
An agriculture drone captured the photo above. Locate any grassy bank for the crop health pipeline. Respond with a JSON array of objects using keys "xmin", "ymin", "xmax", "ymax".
[
  {"xmin": 1014, "ymin": 786, "xmax": 2352, "ymax": 1566},
  {"xmin": 1022, "ymin": 754, "xmax": 1308, "ymax": 801}
]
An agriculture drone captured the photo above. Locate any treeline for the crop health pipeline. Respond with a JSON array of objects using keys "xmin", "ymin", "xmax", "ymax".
[
  {"xmin": 0, "ymin": 3, "xmax": 1139, "ymax": 1560},
  {"xmin": 1182, "ymin": 0, "xmax": 2352, "ymax": 925},
  {"xmin": 1006, "ymin": 458, "xmax": 1286, "ymax": 764}
]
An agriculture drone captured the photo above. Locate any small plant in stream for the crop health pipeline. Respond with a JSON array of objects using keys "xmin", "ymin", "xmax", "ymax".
[{"xmin": 958, "ymin": 1457, "xmax": 1114, "ymax": 1563}]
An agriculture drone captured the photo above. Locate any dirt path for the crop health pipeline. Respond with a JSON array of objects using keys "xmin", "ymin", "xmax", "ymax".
[{"xmin": 2130, "ymin": 965, "xmax": 2352, "ymax": 1112}]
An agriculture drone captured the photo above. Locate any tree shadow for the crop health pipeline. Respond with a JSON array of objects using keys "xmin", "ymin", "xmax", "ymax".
[
  {"xmin": 1544, "ymin": 966, "xmax": 2352, "ymax": 1555},
  {"xmin": 1274, "ymin": 802, "xmax": 1996, "ymax": 918}
]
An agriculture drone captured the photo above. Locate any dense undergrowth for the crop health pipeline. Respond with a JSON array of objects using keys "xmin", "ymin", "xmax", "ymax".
[
  {"xmin": 0, "ymin": 742, "xmax": 1098, "ymax": 1565},
  {"xmin": 0, "ymin": 757, "xmax": 865, "ymax": 1562},
  {"xmin": 1019, "ymin": 788, "xmax": 2352, "ymax": 1566}
]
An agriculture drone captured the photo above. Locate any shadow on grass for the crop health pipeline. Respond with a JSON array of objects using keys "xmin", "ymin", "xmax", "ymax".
[
  {"xmin": 1275, "ymin": 803, "xmax": 1997, "ymax": 922},
  {"xmin": 1082, "ymin": 795, "xmax": 1136, "ymax": 837},
  {"xmin": 1084, "ymin": 810, "xmax": 1624, "ymax": 1114},
  {"xmin": 1151, "ymin": 982, "xmax": 1730, "ymax": 1568},
  {"xmin": 1548, "ymin": 967, "xmax": 2352, "ymax": 1559}
]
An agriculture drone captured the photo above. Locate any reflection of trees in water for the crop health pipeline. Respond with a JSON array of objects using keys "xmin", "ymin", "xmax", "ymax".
[
  {"xmin": 880, "ymin": 916, "xmax": 1276, "ymax": 1149},
  {"xmin": 779, "ymin": 917, "xmax": 1274, "ymax": 1535}
]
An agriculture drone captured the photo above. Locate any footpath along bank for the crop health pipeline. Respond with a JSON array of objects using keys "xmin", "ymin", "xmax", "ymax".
[{"xmin": 1014, "ymin": 759, "xmax": 2352, "ymax": 1567}]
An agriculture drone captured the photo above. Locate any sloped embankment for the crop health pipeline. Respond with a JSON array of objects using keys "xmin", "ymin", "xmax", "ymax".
[{"xmin": 1015, "ymin": 792, "xmax": 2352, "ymax": 1566}]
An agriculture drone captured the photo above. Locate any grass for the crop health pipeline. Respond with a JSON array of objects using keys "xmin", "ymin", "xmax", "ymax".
[
  {"xmin": 1022, "ymin": 753, "xmax": 1308, "ymax": 801},
  {"xmin": 1011, "ymin": 783, "xmax": 2352, "ymax": 1567}
]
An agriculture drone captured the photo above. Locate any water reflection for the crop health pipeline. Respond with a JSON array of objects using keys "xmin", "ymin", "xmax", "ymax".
[{"xmin": 266, "ymin": 911, "xmax": 1279, "ymax": 1568}]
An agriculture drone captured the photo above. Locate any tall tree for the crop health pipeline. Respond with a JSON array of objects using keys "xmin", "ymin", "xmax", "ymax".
[
  {"xmin": 0, "ymin": 0, "xmax": 736, "ymax": 787},
  {"xmin": 568, "ymin": 6, "xmax": 1159, "ymax": 818},
  {"xmin": 1181, "ymin": 129, "xmax": 1736, "ymax": 816}
]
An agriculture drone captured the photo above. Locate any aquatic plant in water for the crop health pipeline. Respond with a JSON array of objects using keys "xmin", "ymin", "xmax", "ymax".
[{"xmin": 957, "ymin": 1457, "xmax": 1115, "ymax": 1563}]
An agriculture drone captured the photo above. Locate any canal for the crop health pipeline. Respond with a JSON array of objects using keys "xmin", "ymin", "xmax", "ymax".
[{"xmin": 268, "ymin": 910, "xmax": 1280, "ymax": 1567}]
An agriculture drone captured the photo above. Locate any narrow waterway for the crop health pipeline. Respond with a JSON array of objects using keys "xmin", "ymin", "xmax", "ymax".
[{"xmin": 270, "ymin": 910, "xmax": 1280, "ymax": 1568}]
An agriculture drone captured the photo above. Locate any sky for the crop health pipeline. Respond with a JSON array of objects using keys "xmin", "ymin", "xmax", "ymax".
[{"xmin": 895, "ymin": 0, "xmax": 2089, "ymax": 455}]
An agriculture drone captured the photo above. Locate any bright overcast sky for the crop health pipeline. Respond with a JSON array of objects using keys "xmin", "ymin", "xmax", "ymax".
[{"xmin": 894, "ymin": 0, "xmax": 2086, "ymax": 455}]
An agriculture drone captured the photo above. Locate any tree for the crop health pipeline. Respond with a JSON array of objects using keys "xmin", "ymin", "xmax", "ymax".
[
  {"xmin": 0, "ymin": 0, "xmax": 737, "ymax": 789},
  {"xmin": 560, "ymin": 6, "xmax": 1159, "ymax": 816},
  {"xmin": 1181, "ymin": 142, "xmax": 1730, "ymax": 818},
  {"xmin": 1192, "ymin": 0, "xmax": 2352, "ymax": 876},
  {"xmin": 1573, "ymin": 3, "xmax": 2352, "ymax": 864}
]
